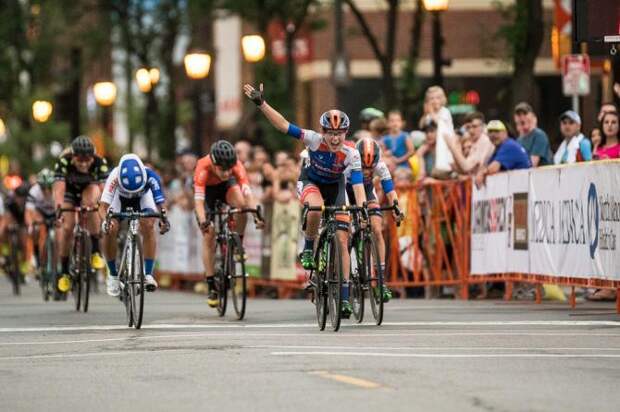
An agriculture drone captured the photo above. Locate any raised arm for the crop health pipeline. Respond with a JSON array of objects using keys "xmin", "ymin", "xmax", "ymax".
[{"xmin": 243, "ymin": 83, "xmax": 290, "ymax": 134}]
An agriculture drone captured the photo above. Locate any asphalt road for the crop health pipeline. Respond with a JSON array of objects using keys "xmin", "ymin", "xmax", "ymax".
[{"xmin": 1, "ymin": 278, "xmax": 619, "ymax": 412}]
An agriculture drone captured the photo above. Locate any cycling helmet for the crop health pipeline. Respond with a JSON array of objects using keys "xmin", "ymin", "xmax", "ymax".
[
  {"xmin": 356, "ymin": 137, "xmax": 380, "ymax": 169},
  {"xmin": 320, "ymin": 110, "xmax": 350, "ymax": 131},
  {"xmin": 36, "ymin": 168, "xmax": 55, "ymax": 189},
  {"xmin": 71, "ymin": 135, "xmax": 95, "ymax": 156},
  {"xmin": 359, "ymin": 107, "xmax": 384, "ymax": 124},
  {"xmin": 15, "ymin": 183, "xmax": 30, "ymax": 197},
  {"xmin": 118, "ymin": 153, "xmax": 147, "ymax": 193},
  {"xmin": 210, "ymin": 140, "xmax": 237, "ymax": 170}
]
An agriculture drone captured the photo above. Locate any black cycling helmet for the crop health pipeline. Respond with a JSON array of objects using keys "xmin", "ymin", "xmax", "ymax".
[
  {"xmin": 15, "ymin": 183, "xmax": 30, "ymax": 197},
  {"xmin": 71, "ymin": 135, "xmax": 95, "ymax": 156},
  {"xmin": 210, "ymin": 140, "xmax": 237, "ymax": 170}
]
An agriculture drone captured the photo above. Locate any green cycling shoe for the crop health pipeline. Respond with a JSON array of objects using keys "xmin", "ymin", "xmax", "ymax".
[
  {"xmin": 299, "ymin": 249, "xmax": 315, "ymax": 270},
  {"xmin": 341, "ymin": 300, "xmax": 353, "ymax": 319}
]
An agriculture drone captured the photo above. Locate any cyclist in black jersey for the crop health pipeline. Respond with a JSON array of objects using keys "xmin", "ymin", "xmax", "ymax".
[{"xmin": 53, "ymin": 136, "xmax": 109, "ymax": 288}]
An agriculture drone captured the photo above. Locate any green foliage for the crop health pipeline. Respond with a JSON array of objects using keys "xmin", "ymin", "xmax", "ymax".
[{"xmin": 493, "ymin": 0, "xmax": 529, "ymax": 62}]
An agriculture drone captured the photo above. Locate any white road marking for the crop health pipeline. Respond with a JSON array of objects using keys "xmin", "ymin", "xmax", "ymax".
[
  {"xmin": 0, "ymin": 348, "xmax": 192, "ymax": 361},
  {"xmin": 251, "ymin": 345, "xmax": 620, "ymax": 351},
  {"xmin": 272, "ymin": 351, "xmax": 620, "ymax": 359},
  {"xmin": 2, "ymin": 331, "xmax": 620, "ymax": 347},
  {"xmin": 1, "ymin": 320, "xmax": 619, "ymax": 333}
]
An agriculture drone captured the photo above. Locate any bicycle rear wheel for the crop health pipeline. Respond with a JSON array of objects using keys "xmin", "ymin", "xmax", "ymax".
[
  {"xmin": 229, "ymin": 234, "xmax": 247, "ymax": 320},
  {"xmin": 314, "ymin": 240, "xmax": 327, "ymax": 331},
  {"xmin": 327, "ymin": 236, "xmax": 343, "ymax": 332},
  {"xmin": 81, "ymin": 236, "xmax": 92, "ymax": 313},
  {"xmin": 366, "ymin": 234, "xmax": 384, "ymax": 325},
  {"xmin": 350, "ymin": 238, "xmax": 364, "ymax": 324},
  {"xmin": 216, "ymin": 243, "xmax": 228, "ymax": 317}
]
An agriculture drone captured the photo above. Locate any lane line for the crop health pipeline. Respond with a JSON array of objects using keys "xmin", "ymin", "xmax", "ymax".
[
  {"xmin": 308, "ymin": 371, "xmax": 382, "ymax": 389},
  {"xmin": 272, "ymin": 351, "xmax": 620, "ymax": 359},
  {"xmin": 1, "ymin": 320, "xmax": 619, "ymax": 333},
  {"xmin": 0, "ymin": 348, "xmax": 192, "ymax": 361},
  {"xmin": 250, "ymin": 345, "xmax": 620, "ymax": 351},
  {"xmin": 2, "ymin": 331, "xmax": 620, "ymax": 346}
]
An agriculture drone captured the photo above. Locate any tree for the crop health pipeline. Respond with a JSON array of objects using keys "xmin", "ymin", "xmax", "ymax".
[
  {"xmin": 495, "ymin": 0, "xmax": 544, "ymax": 109},
  {"xmin": 343, "ymin": 0, "xmax": 400, "ymax": 109}
]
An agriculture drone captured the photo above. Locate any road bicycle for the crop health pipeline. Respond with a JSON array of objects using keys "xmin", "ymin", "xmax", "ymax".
[
  {"xmin": 206, "ymin": 201, "xmax": 262, "ymax": 320},
  {"xmin": 349, "ymin": 201, "xmax": 402, "ymax": 326},
  {"xmin": 107, "ymin": 209, "xmax": 165, "ymax": 329},
  {"xmin": 59, "ymin": 206, "xmax": 98, "ymax": 312},
  {"xmin": 302, "ymin": 204, "xmax": 366, "ymax": 332}
]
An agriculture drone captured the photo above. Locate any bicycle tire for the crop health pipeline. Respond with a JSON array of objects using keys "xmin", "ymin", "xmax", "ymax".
[
  {"xmin": 72, "ymin": 236, "xmax": 82, "ymax": 311},
  {"xmin": 314, "ymin": 239, "xmax": 327, "ymax": 331},
  {"xmin": 8, "ymin": 230, "xmax": 20, "ymax": 296},
  {"xmin": 366, "ymin": 234, "xmax": 384, "ymax": 325},
  {"xmin": 132, "ymin": 238, "xmax": 145, "ymax": 329},
  {"xmin": 327, "ymin": 236, "xmax": 343, "ymax": 332},
  {"xmin": 216, "ymin": 243, "xmax": 228, "ymax": 317},
  {"xmin": 40, "ymin": 235, "xmax": 54, "ymax": 301},
  {"xmin": 82, "ymin": 236, "xmax": 92, "ymax": 313},
  {"xmin": 229, "ymin": 234, "xmax": 247, "ymax": 320},
  {"xmin": 350, "ymin": 236, "xmax": 364, "ymax": 324}
]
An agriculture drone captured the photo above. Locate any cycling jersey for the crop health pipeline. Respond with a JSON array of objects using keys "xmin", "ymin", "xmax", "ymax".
[
  {"xmin": 26, "ymin": 184, "xmax": 54, "ymax": 212},
  {"xmin": 54, "ymin": 153, "xmax": 109, "ymax": 204},
  {"xmin": 344, "ymin": 160, "xmax": 394, "ymax": 195},
  {"xmin": 193, "ymin": 155, "xmax": 250, "ymax": 201},
  {"xmin": 4, "ymin": 196, "xmax": 25, "ymax": 225},
  {"xmin": 287, "ymin": 124, "xmax": 363, "ymax": 186}
]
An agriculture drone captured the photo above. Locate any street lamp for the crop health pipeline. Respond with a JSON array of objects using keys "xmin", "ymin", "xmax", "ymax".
[
  {"xmin": 423, "ymin": 0, "xmax": 450, "ymax": 87},
  {"xmin": 184, "ymin": 52, "xmax": 211, "ymax": 79},
  {"xmin": 242, "ymin": 35, "xmax": 266, "ymax": 62},
  {"xmin": 135, "ymin": 67, "xmax": 160, "ymax": 158},
  {"xmin": 184, "ymin": 51, "xmax": 213, "ymax": 155},
  {"xmin": 93, "ymin": 82, "xmax": 117, "ymax": 106},
  {"xmin": 32, "ymin": 100, "xmax": 53, "ymax": 123}
]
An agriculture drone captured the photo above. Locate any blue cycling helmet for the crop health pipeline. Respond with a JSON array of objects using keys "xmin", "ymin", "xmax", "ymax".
[
  {"xmin": 320, "ymin": 110, "xmax": 350, "ymax": 131},
  {"xmin": 118, "ymin": 154, "xmax": 147, "ymax": 193}
]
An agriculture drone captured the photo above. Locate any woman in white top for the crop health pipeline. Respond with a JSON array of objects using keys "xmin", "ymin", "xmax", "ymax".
[{"xmin": 420, "ymin": 86, "xmax": 454, "ymax": 174}]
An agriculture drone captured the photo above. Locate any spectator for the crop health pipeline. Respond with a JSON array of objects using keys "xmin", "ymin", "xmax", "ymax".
[
  {"xmin": 513, "ymin": 102, "xmax": 553, "ymax": 167},
  {"xmin": 553, "ymin": 110, "xmax": 592, "ymax": 164},
  {"xmin": 369, "ymin": 117, "xmax": 388, "ymax": 141},
  {"xmin": 381, "ymin": 110, "xmax": 415, "ymax": 169},
  {"xmin": 234, "ymin": 140, "xmax": 252, "ymax": 168},
  {"xmin": 445, "ymin": 111, "xmax": 495, "ymax": 175},
  {"xmin": 590, "ymin": 127, "xmax": 602, "ymax": 153},
  {"xmin": 594, "ymin": 111, "xmax": 620, "ymax": 159},
  {"xmin": 167, "ymin": 148, "xmax": 197, "ymax": 211},
  {"xmin": 416, "ymin": 120, "xmax": 438, "ymax": 181},
  {"xmin": 475, "ymin": 120, "xmax": 531, "ymax": 188},
  {"xmin": 597, "ymin": 102, "xmax": 617, "ymax": 123},
  {"xmin": 420, "ymin": 86, "xmax": 454, "ymax": 173}
]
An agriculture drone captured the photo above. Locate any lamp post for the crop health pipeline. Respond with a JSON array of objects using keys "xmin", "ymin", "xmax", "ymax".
[
  {"xmin": 136, "ymin": 67, "xmax": 160, "ymax": 158},
  {"xmin": 423, "ymin": 0, "xmax": 449, "ymax": 87},
  {"xmin": 184, "ymin": 51, "xmax": 212, "ymax": 155},
  {"xmin": 333, "ymin": 0, "xmax": 350, "ymax": 108},
  {"xmin": 93, "ymin": 81, "xmax": 117, "ymax": 147},
  {"xmin": 32, "ymin": 100, "xmax": 53, "ymax": 123}
]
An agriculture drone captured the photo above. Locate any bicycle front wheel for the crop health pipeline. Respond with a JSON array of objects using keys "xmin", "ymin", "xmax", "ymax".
[
  {"xmin": 216, "ymin": 243, "xmax": 228, "ymax": 317},
  {"xmin": 129, "ymin": 238, "xmax": 145, "ymax": 329},
  {"xmin": 366, "ymin": 234, "xmax": 384, "ymax": 325},
  {"xmin": 81, "ymin": 236, "xmax": 92, "ymax": 313},
  {"xmin": 229, "ymin": 234, "xmax": 247, "ymax": 320},
  {"xmin": 326, "ymin": 236, "xmax": 343, "ymax": 332},
  {"xmin": 71, "ymin": 238, "xmax": 82, "ymax": 311}
]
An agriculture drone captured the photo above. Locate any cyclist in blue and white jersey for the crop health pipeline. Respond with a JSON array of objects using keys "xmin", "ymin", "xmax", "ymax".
[
  {"xmin": 99, "ymin": 154, "xmax": 170, "ymax": 297},
  {"xmin": 244, "ymin": 83, "xmax": 368, "ymax": 317}
]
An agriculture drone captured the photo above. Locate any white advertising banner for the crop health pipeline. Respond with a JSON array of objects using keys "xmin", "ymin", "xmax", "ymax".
[{"xmin": 470, "ymin": 161, "xmax": 620, "ymax": 280}]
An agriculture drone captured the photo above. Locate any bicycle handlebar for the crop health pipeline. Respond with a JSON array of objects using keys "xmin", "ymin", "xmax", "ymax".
[{"xmin": 107, "ymin": 210, "xmax": 163, "ymax": 220}]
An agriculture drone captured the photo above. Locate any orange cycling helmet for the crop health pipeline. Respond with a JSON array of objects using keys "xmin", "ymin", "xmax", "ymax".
[
  {"xmin": 356, "ymin": 137, "xmax": 380, "ymax": 169},
  {"xmin": 319, "ymin": 110, "xmax": 350, "ymax": 131}
]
